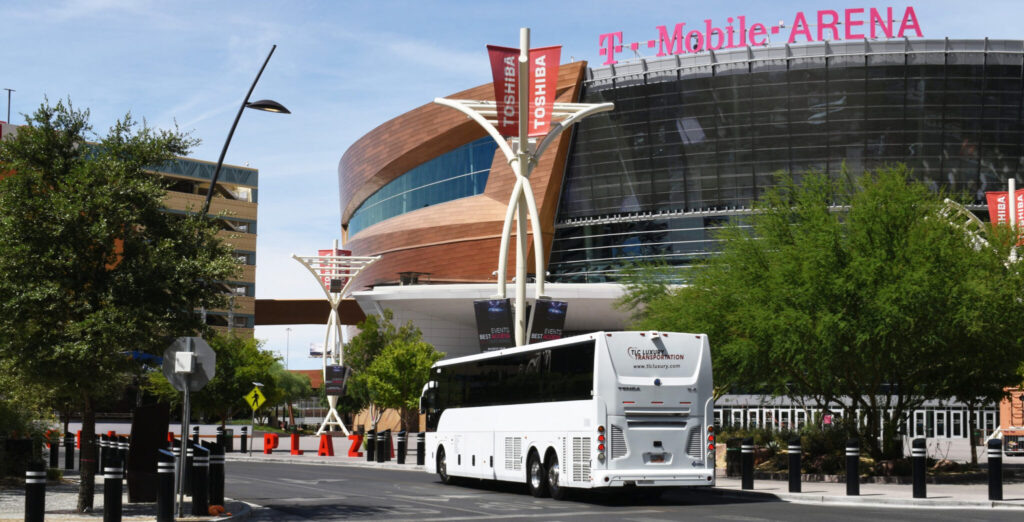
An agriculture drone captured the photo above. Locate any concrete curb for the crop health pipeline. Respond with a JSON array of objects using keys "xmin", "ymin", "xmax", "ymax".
[{"xmin": 712, "ymin": 486, "xmax": 1024, "ymax": 510}]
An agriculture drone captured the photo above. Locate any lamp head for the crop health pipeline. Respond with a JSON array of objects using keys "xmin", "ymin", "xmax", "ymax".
[{"xmin": 246, "ymin": 99, "xmax": 290, "ymax": 114}]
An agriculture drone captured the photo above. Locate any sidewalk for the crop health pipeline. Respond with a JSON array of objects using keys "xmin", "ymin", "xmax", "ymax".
[
  {"xmin": 0, "ymin": 473, "xmax": 251, "ymax": 522},
  {"xmin": 713, "ymin": 475, "xmax": 1024, "ymax": 510}
]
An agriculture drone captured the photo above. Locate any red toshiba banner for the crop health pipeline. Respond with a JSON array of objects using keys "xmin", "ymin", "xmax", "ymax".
[
  {"xmin": 985, "ymin": 190, "xmax": 1024, "ymax": 225},
  {"xmin": 487, "ymin": 45, "xmax": 562, "ymax": 138}
]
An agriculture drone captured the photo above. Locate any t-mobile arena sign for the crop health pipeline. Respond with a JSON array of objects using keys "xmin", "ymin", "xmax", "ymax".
[{"xmin": 599, "ymin": 6, "xmax": 923, "ymax": 65}]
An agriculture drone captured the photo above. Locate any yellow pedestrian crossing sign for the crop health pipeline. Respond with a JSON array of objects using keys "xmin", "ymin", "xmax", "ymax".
[{"xmin": 244, "ymin": 387, "xmax": 266, "ymax": 411}]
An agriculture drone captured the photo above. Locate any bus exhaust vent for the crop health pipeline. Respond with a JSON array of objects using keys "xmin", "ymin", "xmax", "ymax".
[
  {"xmin": 504, "ymin": 437, "xmax": 522, "ymax": 470},
  {"xmin": 686, "ymin": 428, "xmax": 703, "ymax": 459},
  {"xmin": 610, "ymin": 425, "xmax": 627, "ymax": 459},
  {"xmin": 571, "ymin": 437, "xmax": 591, "ymax": 482}
]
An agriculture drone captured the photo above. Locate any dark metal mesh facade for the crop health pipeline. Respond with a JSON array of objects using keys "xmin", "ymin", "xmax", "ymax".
[{"xmin": 550, "ymin": 39, "xmax": 1024, "ymax": 282}]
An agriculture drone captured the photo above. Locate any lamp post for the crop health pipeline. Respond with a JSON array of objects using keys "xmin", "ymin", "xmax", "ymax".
[
  {"xmin": 285, "ymin": 327, "xmax": 292, "ymax": 370},
  {"xmin": 201, "ymin": 45, "xmax": 290, "ymax": 216},
  {"xmin": 3, "ymin": 88, "xmax": 12, "ymax": 124}
]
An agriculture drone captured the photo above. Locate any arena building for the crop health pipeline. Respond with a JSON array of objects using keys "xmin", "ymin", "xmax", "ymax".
[{"xmin": 338, "ymin": 38, "xmax": 1023, "ymax": 438}]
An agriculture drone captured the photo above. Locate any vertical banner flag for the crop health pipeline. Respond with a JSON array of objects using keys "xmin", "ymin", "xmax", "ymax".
[
  {"xmin": 473, "ymin": 299, "xmax": 515, "ymax": 351},
  {"xmin": 487, "ymin": 45, "xmax": 562, "ymax": 137},
  {"xmin": 317, "ymin": 248, "xmax": 351, "ymax": 293},
  {"xmin": 985, "ymin": 190, "xmax": 1024, "ymax": 225},
  {"xmin": 528, "ymin": 300, "xmax": 568, "ymax": 344}
]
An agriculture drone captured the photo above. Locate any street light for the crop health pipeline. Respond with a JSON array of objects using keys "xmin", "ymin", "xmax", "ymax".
[
  {"xmin": 201, "ymin": 45, "xmax": 290, "ymax": 216},
  {"xmin": 284, "ymin": 325, "xmax": 292, "ymax": 370}
]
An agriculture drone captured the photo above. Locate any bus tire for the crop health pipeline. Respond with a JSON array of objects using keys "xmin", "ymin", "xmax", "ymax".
[
  {"xmin": 527, "ymin": 451, "xmax": 549, "ymax": 498},
  {"xmin": 546, "ymin": 452, "xmax": 568, "ymax": 500},
  {"xmin": 437, "ymin": 446, "xmax": 454, "ymax": 485}
]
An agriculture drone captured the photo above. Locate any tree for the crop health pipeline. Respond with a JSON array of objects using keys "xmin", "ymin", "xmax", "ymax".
[
  {"xmin": 0, "ymin": 100, "xmax": 238, "ymax": 511},
  {"xmin": 345, "ymin": 309, "xmax": 441, "ymax": 430},
  {"xmin": 360, "ymin": 338, "xmax": 444, "ymax": 431},
  {"xmin": 263, "ymin": 362, "xmax": 312, "ymax": 428},
  {"xmin": 620, "ymin": 166, "xmax": 1024, "ymax": 460}
]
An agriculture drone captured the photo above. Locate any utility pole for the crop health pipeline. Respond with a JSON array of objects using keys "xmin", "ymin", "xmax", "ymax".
[{"xmin": 3, "ymin": 88, "xmax": 13, "ymax": 124}]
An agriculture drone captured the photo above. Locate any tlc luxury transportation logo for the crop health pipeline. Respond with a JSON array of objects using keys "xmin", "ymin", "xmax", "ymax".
[{"xmin": 598, "ymin": 6, "xmax": 923, "ymax": 65}]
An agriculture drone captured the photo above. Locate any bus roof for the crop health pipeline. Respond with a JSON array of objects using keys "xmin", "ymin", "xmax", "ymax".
[{"xmin": 432, "ymin": 331, "xmax": 701, "ymax": 368}]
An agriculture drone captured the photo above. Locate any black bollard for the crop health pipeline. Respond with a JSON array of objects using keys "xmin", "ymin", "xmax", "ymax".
[
  {"xmin": 741, "ymin": 437, "xmax": 754, "ymax": 490},
  {"xmin": 64, "ymin": 433, "xmax": 75, "ymax": 470},
  {"xmin": 240, "ymin": 426, "xmax": 248, "ymax": 453},
  {"xmin": 845, "ymin": 438, "xmax": 859, "ymax": 496},
  {"xmin": 184, "ymin": 444, "xmax": 194, "ymax": 496},
  {"xmin": 208, "ymin": 442, "xmax": 226, "ymax": 507},
  {"xmin": 397, "ymin": 431, "xmax": 407, "ymax": 464},
  {"xmin": 99, "ymin": 434, "xmax": 109, "ymax": 474},
  {"xmin": 987, "ymin": 438, "xmax": 1003, "ymax": 501},
  {"xmin": 788, "ymin": 436, "xmax": 801, "ymax": 493},
  {"xmin": 192, "ymin": 426, "xmax": 200, "ymax": 445},
  {"xmin": 103, "ymin": 459, "xmax": 123, "ymax": 522},
  {"xmin": 416, "ymin": 432, "xmax": 425, "ymax": 466},
  {"xmin": 911, "ymin": 438, "xmax": 927, "ymax": 498},
  {"xmin": 191, "ymin": 444, "xmax": 209, "ymax": 517},
  {"xmin": 48, "ymin": 435, "xmax": 59, "ymax": 469},
  {"xmin": 384, "ymin": 430, "xmax": 393, "ymax": 462},
  {"xmin": 376, "ymin": 430, "xmax": 387, "ymax": 463},
  {"xmin": 216, "ymin": 426, "xmax": 225, "ymax": 448},
  {"xmin": 366, "ymin": 430, "xmax": 376, "ymax": 462},
  {"xmin": 157, "ymin": 449, "xmax": 175, "ymax": 522},
  {"xmin": 25, "ymin": 461, "xmax": 46, "ymax": 522},
  {"xmin": 118, "ymin": 436, "xmax": 129, "ymax": 467}
]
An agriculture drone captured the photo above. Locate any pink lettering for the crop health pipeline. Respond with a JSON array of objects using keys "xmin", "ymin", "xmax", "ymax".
[
  {"xmin": 725, "ymin": 17, "xmax": 737, "ymax": 48},
  {"xmin": 845, "ymin": 8, "xmax": 865, "ymax": 39},
  {"xmin": 898, "ymin": 6, "xmax": 923, "ymax": 38},
  {"xmin": 817, "ymin": 10, "xmax": 840, "ymax": 41},
  {"xmin": 704, "ymin": 19, "xmax": 724, "ymax": 50},
  {"xmin": 870, "ymin": 7, "xmax": 894, "ymax": 39},
  {"xmin": 599, "ymin": 31, "xmax": 623, "ymax": 65},
  {"xmin": 685, "ymin": 29, "xmax": 704, "ymax": 52},
  {"xmin": 656, "ymin": 24, "xmax": 686, "ymax": 56},
  {"xmin": 748, "ymin": 23, "xmax": 767, "ymax": 46},
  {"xmin": 788, "ymin": 12, "xmax": 813, "ymax": 43}
]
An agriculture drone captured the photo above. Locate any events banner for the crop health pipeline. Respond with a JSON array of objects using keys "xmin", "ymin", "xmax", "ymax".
[
  {"xmin": 487, "ymin": 45, "xmax": 562, "ymax": 137},
  {"xmin": 528, "ymin": 299, "xmax": 568, "ymax": 344},
  {"xmin": 317, "ymin": 248, "xmax": 351, "ymax": 293},
  {"xmin": 324, "ymin": 365, "xmax": 346, "ymax": 396},
  {"xmin": 473, "ymin": 299, "xmax": 515, "ymax": 351},
  {"xmin": 985, "ymin": 190, "xmax": 1024, "ymax": 225}
]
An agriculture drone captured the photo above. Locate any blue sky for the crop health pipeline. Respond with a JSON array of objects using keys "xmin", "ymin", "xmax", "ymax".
[{"xmin": 1, "ymin": 0, "xmax": 1019, "ymax": 369}]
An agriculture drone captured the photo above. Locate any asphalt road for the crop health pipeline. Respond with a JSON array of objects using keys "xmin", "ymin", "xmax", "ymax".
[{"xmin": 225, "ymin": 461, "xmax": 1020, "ymax": 521}]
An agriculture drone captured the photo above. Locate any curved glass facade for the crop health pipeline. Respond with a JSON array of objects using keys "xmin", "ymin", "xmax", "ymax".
[
  {"xmin": 549, "ymin": 39, "xmax": 1024, "ymax": 282},
  {"xmin": 349, "ymin": 137, "xmax": 497, "ymax": 236}
]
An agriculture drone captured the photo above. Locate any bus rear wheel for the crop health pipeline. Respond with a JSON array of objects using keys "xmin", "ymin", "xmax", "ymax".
[
  {"xmin": 547, "ymin": 453, "xmax": 568, "ymax": 500},
  {"xmin": 437, "ymin": 447, "xmax": 454, "ymax": 485},
  {"xmin": 527, "ymin": 452, "xmax": 548, "ymax": 497}
]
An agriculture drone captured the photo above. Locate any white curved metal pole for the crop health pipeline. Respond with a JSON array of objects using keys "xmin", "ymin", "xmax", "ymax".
[
  {"xmin": 496, "ymin": 175, "xmax": 525, "ymax": 298},
  {"xmin": 519, "ymin": 176, "xmax": 546, "ymax": 297},
  {"xmin": 433, "ymin": 98, "xmax": 516, "ymax": 161},
  {"xmin": 533, "ymin": 102, "xmax": 615, "ymax": 159},
  {"xmin": 515, "ymin": 192, "xmax": 529, "ymax": 346}
]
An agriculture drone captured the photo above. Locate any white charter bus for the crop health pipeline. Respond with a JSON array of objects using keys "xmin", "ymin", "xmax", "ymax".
[{"xmin": 419, "ymin": 331, "xmax": 715, "ymax": 499}]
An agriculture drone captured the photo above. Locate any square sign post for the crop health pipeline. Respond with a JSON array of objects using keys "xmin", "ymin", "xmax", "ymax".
[{"xmin": 162, "ymin": 337, "xmax": 215, "ymax": 518}]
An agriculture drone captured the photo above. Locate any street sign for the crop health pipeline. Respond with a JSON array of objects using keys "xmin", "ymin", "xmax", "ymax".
[
  {"xmin": 245, "ymin": 386, "xmax": 266, "ymax": 411},
  {"xmin": 162, "ymin": 337, "xmax": 216, "ymax": 392}
]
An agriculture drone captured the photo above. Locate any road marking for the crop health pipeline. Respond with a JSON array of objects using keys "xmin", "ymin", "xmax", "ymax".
[{"xmin": 280, "ymin": 478, "xmax": 347, "ymax": 485}]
